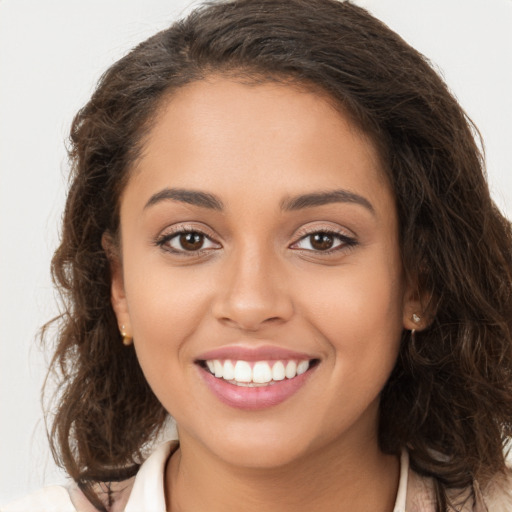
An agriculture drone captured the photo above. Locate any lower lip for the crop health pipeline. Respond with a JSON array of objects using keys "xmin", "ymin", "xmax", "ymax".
[{"xmin": 198, "ymin": 365, "xmax": 316, "ymax": 410}]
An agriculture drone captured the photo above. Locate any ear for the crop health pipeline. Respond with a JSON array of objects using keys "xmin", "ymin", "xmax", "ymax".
[
  {"xmin": 102, "ymin": 232, "xmax": 131, "ymax": 334},
  {"xmin": 402, "ymin": 278, "xmax": 432, "ymax": 332}
]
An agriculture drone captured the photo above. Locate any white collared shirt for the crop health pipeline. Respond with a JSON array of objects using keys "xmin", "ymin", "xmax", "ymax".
[{"xmin": 0, "ymin": 442, "xmax": 443, "ymax": 512}]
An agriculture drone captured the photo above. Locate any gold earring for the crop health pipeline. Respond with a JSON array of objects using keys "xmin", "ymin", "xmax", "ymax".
[{"xmin": 120, "ymin": 325, "xmax": 132, "ymax": 346}]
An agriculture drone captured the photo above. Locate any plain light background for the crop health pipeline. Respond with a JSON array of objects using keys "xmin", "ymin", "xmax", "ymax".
[{"xmin": 1, "ymin": 0, "xmax": 511, "ymax": 504}]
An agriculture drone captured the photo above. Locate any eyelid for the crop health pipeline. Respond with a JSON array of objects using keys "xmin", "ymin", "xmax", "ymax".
[
  {"xmin": 155, "ymin": 223, "xmax": 222, "ymax": 254},
  {"xmin": 293, "ymin": 223, "xmax": 356, "ymax": 240},
  {"xmin": 158, "ymin": 223, "xmax": 218, "ymax": 239},
  {"xmin": 154, "ymin": 222, "xmax": 357, "ymax": 256},
  {"xmin": 289, "ymin": 224, "xmax": 358, "ymax": 254}
]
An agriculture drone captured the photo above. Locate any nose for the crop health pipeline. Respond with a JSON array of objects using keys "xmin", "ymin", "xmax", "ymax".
[{"xmin": 211, "ymin": 245, "xmax": 294, "ymax": 332}]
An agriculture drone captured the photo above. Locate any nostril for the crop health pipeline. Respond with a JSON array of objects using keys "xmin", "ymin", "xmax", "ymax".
[
  {"xmin": 217, "ymin": 315, "xmax": 285, "ymax": 333},
  {"xmin": 211, "ymin": 274, "xmax": 295, "ymax": 330}
]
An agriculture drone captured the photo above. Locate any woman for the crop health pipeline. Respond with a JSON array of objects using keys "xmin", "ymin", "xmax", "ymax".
[{"xmin": 3, "ymin": 0, "xmax": 512, "ymax": 510}]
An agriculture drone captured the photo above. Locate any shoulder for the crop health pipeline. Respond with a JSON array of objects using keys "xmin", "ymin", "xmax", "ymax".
[
  {"xmin": 1, "ymin": 479, "xmax": 136, "ymax": 512},
  {"xmin": 406, "ymin": 464, "xmax": 512, "ymax": 512},
  {"xmin": 1, "ymin": 441, "xmax": 177, "ymax": 512},
  {"xmin": 1, "ymin": 485, "xmax": 75, "ymax": 512},
  {"xmin": 479, "ymin": 469, "xmax": 512, "ymax": 512}
]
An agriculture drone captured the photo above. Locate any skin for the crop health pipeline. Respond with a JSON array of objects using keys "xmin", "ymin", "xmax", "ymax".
[{"xmin": 109, "ymin": 77, "xmax": 423, "ymax": 512}]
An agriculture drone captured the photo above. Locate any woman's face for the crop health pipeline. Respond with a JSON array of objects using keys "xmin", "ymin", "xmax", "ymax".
[{"xmin": 111, "ymin": 77, "xmax": 419, "ymax": 468}]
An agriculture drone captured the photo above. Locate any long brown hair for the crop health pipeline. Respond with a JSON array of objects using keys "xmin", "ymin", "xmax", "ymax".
[{"xmin": 45, "ymin": 1, "xmax": 512, "ymax": 510}]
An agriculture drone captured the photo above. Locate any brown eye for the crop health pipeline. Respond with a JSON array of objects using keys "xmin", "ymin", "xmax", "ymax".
[
  {"xmin": 158, "ymin": 229, "xmax": 221, "ymax": 254},
  {"xmin": 291, "ymin": 229, "xmax": 357, "ymax": 254},
  {"xmin": 179, "ymin": 232, "xmax": 205, "ymax": 251},
  {"xmin": 310, "ymin": 233, "xmax": 335, "ymax": 251}
]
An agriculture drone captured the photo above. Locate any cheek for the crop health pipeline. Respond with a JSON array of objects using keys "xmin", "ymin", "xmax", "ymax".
[
  {"xmin": 121, "ymin": 254, "xmax": 216, "ymax": 396},
  {"xmin": 297, "ymin": 258, "xmax": 404, "ymax": 382},
  {"xmin": 299, "ymin": 260, "xmax": 403, "ymax": 334},
  {"xmin": 124, "ymin": 258, "xmax": 212, "ymax": 340}
]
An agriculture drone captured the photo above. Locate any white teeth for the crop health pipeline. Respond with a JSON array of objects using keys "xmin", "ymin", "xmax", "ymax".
[
  {"xmin": 223, "ymin": 360, "xmax": 235, "ymax": 380},
  {"xmin": 285, "ymin": 360, "xmax": 297, "ymax": 379},
  {"xmin": 205, "ymin": 358, "xmax": 314, "ymax": 384},
  {"xmin": 253, "ymin": 362, "xmax": 272, "ymax": 383},
  {"xmin": 272, "ymin": 361, "xmax": 285, "ymax": 381},
  {"xmin": 213, "ymin": 360, "xmax": 224, "ymax": 378},
  {"xmin": 234, "ymin": 360, "xmax": 252, "ymax": 382},
  {"xmin": 297, "ymin": 360, "xmax": 310, "ymax": 375}
]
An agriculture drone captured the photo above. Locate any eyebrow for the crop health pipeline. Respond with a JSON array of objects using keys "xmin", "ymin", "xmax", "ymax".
[
  {"xmin": 144, "ymin": 188, "xmax": 224, "ymax": 211},
  {"xmin": 280, "ymin": 189, "xmax": 375, "ymax": 214},
  {"xmin": 144, "ymin": 187, "xmax": 374, "ymax": 214}
]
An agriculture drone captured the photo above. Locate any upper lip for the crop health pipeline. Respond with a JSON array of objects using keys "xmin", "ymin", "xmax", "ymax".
[{"xmin": 195, "ymin": 344, "xmax": 317, "ymax": 362}]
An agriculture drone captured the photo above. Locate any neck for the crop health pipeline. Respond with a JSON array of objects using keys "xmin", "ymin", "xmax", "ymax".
[{"xmin": 165, "ymin": 430, "xmax": 399, "ymax": 512}]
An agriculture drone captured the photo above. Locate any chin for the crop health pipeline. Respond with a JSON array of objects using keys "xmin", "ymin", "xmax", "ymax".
[
  {"xmin": 189, "ymin": 415, "xmax": 331, "ymax": 471},
  {"xmin": 215, "ymin": 436, "xmax": 311, "ymax": 470}
]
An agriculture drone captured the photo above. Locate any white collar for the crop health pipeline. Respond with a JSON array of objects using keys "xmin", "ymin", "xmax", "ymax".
[
  {"xmin": 124, "ymin": 441, "xmax": 174, "ymax": 512},
  {"xmin": 394, "ymin": 450, "xmax": 409, "ymax": 512}
]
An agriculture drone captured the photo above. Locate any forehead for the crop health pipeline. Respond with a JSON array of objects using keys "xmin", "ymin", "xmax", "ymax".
[{"xmin": 128, "ymin": 77, "xmax": 391, "ymax": 212}]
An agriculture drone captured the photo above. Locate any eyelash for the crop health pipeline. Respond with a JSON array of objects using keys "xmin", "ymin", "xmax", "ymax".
[
  {"xmin": 155, "ymin": 226, "xmax": 358, "ymax": 256},
  {"xmin": 291, "ymin": 228, "xmax": 358, "ymax": 254},
  {"xmin": 155, "ymin": 225, "xmax": 219, "ymax": 256}
]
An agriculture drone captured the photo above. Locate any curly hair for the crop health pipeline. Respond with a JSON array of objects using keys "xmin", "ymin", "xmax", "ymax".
[{"xmin": 45, "ymin": 1, "xmax": 512, "ymax": 510}]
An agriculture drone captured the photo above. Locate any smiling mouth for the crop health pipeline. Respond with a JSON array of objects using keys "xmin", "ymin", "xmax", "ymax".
[{"xmin": 198, "ymin": 358, "xmax": 320, "ymax": 387}]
